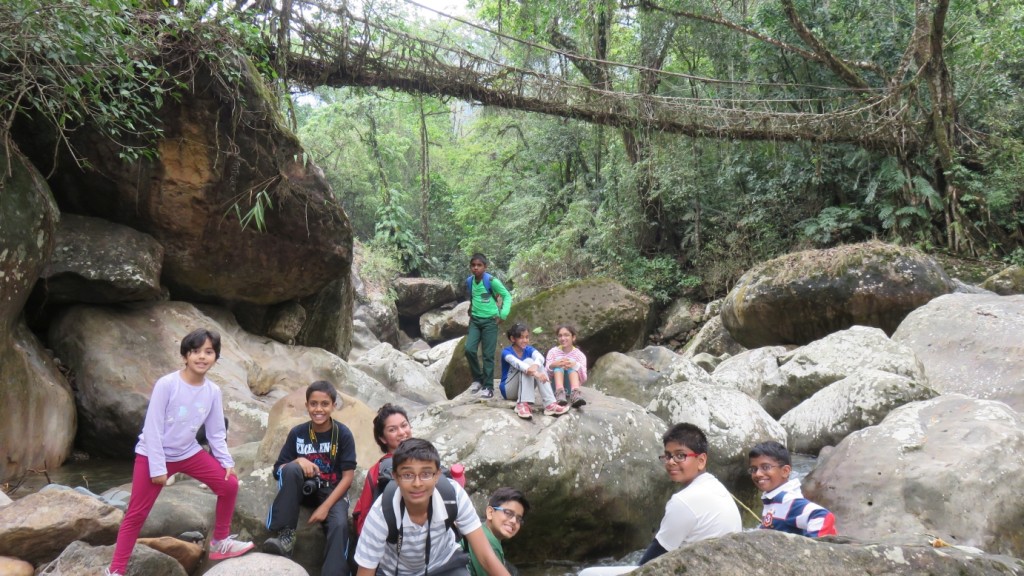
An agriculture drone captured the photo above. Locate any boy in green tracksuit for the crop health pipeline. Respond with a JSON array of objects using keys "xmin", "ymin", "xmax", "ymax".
[{"xmin": 465, "ymin": 253, "xmax": 512, "ymax": 398}]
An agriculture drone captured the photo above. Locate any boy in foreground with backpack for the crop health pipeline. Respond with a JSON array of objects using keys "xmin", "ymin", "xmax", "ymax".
[
  {"xmin": 354, "ymin": 438, "xmax": 510, "ymax": 576},
  {"xmin": 748, "ymin": 441, "xmax": 837, "ymax": 537},
  {"xmin": 468, "ymin": 488, "xmax": 530, "ymax": 576},
  {"xmin": 465, "ymin": 253, "xmax": 512, "ymax": 399}
]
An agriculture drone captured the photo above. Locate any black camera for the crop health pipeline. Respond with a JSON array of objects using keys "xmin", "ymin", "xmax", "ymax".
[{"xmin": 302, "ymin": 476, "xmax": 327, "ymax": 496}]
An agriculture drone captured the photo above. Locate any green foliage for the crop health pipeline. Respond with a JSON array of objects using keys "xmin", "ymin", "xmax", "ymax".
[
  {"xmin": 1006, "ymin": 248, "xmax": 1024, "ymax": 268},
  {"xmin": 0, "ymin": 0, "xmax": 174, "ymax": 161},
  {"xmin": 619, "ymin": 255, "xmax": 693, "ymax": 306},
  {"xmin": 374, "ymin": 188, "xmax": 425, "ymax": 274},
  {"xmin": 358, "ymin": 239, "xmax": 403, "ymax": 306}
]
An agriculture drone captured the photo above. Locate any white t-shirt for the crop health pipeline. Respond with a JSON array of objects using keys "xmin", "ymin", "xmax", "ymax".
[
  {"xmin": 355, "ymin": 480, "xmax": 482, "ymax": 575},
  {"xmin": 654, "ymin": 472, "xmax": 742, "ymax": 550}
]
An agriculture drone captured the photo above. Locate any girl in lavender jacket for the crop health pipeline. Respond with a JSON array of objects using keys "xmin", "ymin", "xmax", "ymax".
[{"xmin": 105, "ymin": 329, "xmax": 253, "ymax": 576}]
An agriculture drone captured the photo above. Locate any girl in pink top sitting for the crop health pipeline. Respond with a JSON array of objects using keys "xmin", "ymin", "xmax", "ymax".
[{"xmin": 546, "ymin": 324, "xmax": 588, "ymax": 408}]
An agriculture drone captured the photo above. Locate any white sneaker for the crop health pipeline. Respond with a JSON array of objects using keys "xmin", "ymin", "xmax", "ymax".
[
  {"xmin": 209, "ymin": 534, "xmax": 255, "ymax": 560},
  {"xmin": 468, "ymin": 381, "xmax": 482, "ymax": 393},
  {"xmin": 104, "ymin": 568, "xmax": 123, "ymax": 576}
]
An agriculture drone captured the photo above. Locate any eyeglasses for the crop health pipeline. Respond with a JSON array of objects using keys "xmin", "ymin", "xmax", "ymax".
[
  {"xmin": 397, "ymin": 471, "xmax": 438, "ymax": 483},
  {"xmin": 492, "ymin": 506, "xmax": 526, "ymax": 525},
  {"xmin": 747, "ymin": 464, "xmax": 780, "ymax": 475},
  {"xmin": 658, "ymin": 452, "xmax": 699, "ymax": 464}
]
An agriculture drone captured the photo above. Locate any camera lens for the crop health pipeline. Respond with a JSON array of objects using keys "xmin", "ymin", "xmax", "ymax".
[{"xmin": 302, "ymin": 478, "xmax": 318, "ymax": 496}]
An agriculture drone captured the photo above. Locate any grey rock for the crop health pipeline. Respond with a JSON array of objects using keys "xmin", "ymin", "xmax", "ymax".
[
  {"xmin": 980, "ymin": 265, "xmax": 1024, "ymax": 295},
  {"xmin": 203, "ymin": 552, "xmax": 309, "ymax": 575},
  {"xmin": 803, "ymin": 394, "xmax": 1024, "ymax": 557},
  {"xmin": 412, "ymin": 392, "xmax": 671, "ymax": 560},
  {"xmin": 419, "ymin": 301, "xmax": 470, "ymax": 343},
  {"xmin": 39, "ymin": 214, "xmax": 163, "ymax": 304},
  {"xmin": 353, "ymin": 343, "xmax": 447, "ymax": 405},
  {"xmin": 763, "ymin": 326, "xmax": 926, "ymax": 418},
  {"xmin": 780, "ymin": 368, "xmax": 939, "ymax": 454},
  {"xmin": 893, "ymin": 293, "xmax": 1024, "ymax": 411},
  {"xmin": 711, "ymin": 346, "xmax": 789, "ymax": 400},
  {"xmin": 394, "ymin": 278, "xmax": 457, "ymax": 318},
  {"xmin": 37, "ymin": 540, "xmax": 185, "ymax": 576},
  {"xmin": 0, "ymin": 489, "xmax": 121, "ymax": 565},
  {"xmin": 587, "ymin": 352, "xmax": 662, "ymax": 407},
  {"xmin": 721, "ymin": 241, "xmax": 954, "ymax": 347},
  {"xmin": 681, "ymin": 315, "xmax": 745, "ymax": 359},
  {"xmin": 637, "ymin": 530, "xmax": 1024, "ymax": 575}
]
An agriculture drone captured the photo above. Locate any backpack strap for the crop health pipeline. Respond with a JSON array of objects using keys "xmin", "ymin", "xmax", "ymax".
[
  {"xmin": 383, "ymin": 481, "xmax": 401, "ymax": 545},
  {"xmin": 466, "ymin": 273, "xmax": 495, "ymax": 298},
  {"xmin": 382, "ymin": 477, "xmax": 462, "ymax": 545}
]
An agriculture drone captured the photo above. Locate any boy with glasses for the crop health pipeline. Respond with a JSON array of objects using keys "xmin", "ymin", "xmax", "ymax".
[
  {"xmin": 748, "ymin": 441, "xmax": 837, "ymax": 537},
  {"xmin": 468, "ymin": 487, "xmax": 530, "ymax": 576},
  {"xmin": 354, "ymin": 438, "xmax": 510, "ymax": 576},
  {"xmin": 639, "ymin": 423, "xmax": 741, "ymax": 565}
]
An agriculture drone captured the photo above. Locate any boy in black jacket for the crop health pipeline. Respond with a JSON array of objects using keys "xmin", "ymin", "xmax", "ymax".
[{"xmin": 264, "ymin": 381, "xmax": 357, "ymax": 576}]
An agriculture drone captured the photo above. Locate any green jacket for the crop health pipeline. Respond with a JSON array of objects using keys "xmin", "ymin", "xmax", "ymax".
[
  {"xmin": 468, "ymin": 524, "xmax": 504, "ymax": 576},
  {"xmin": 469, "ymin": 275, "xmax": 512, "ymax": 320}
]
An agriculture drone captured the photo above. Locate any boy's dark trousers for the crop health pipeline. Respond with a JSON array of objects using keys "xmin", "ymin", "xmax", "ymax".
[
  {"xmin": 465, "ymin": 315, "xmax": 498, "ymax": 388},
  {"xmin": 267, "ymin": 461, "xmax": 350, "ymax": 576}
]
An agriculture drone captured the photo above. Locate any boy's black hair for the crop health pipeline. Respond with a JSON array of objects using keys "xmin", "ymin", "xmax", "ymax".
[
  {"xmin": 306, "ymin": 380, "xmax": 339, "ymax": 404},
  {"xmin": 506, "ymin": 322, "xmax": 529, "ymax": 340},
  {"xmin": 393, "ymin": 438, "xmax": 440, "ymax": 470},
  {"xmin": 663, "ymin": 422, "xmax": 709, "ymax": 455},
  {"xmin": 469, "ymin": 252, "xmax": 489, "ymax": 266},
  {"xmin": 748, "ymin": 440, "xmax": 792, "ymax": 466},
  {"xmin": 180, "ymin": 328, "xmax": 221, "ymax": 360},
  {"xmin": 489, "ymin": 487, "xmax": 531, "ymax": 516},
  {"xmin": 373, "ymin": 403, "xmax": 410, "ymax": 453}
]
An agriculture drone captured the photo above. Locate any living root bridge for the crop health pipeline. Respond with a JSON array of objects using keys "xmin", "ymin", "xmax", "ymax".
[
  {"xmin": 288, "ymin": 53, "xmax": 919, "ymax": 152},
  {"xmin": 283, "ymin": 4, "xmax": 922, "ymax": 153}
]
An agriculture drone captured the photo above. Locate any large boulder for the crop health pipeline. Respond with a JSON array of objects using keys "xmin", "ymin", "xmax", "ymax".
[
  {"xmin": 711, "ymin": 346, "xmax": 789, "ymax": 399},
  {"xmin": 36, "ymin": 540, "xmax": 186, "ymax": 576},
  {"xmin": 586, "ymin": 352, "xmax": 662, "ymax": 406},
  {"xmin": 296, "ymin": 274, "xmax": 355, "ymax": 360},
  {"xmin": 634, "ymin": 530, "xmax": 1024, "ymax": 575},
  {"xmin": 0, "ymin": 142, "xmax": 75, "ymax": 482},
  {"xmin": 0, "ymin": 488, "xmax": 121, "ymax": 565},
  {"xmin": 412, "ymin": 392, "xmax": 673, "ymax": 561},
  {"xmin": 419, "ymin": 301, "xmax": 470, "ymax": 343},
  {"xmin": 657, "ymin": 297, "xmax": 701, "ymax": 341},
  {"xmin": 980, "ymin": 265, "xmax": 1024, "ymax": 295},
  {"xmin": 647, "ymin": 379, "xmax": 786, "ymax": 488},
  {"xmin": 203, "ymin": 552, "xmax": 310, "ymax": 576},
  {"xmin": 892, "ymin": 293, "xmax": 1024, "ymax": 411},
  {"xmin": 351, "ymin": 343, "xmax": 447, "ymax": 405},
  {"xmin": 0, "ymin": 322, "xmax": 76, "ymax": 483},
  {"xmin": 47, "ymin": 300, "xmax": 405, "ymax": 459},
  {"xmin": 762, "ymin": 326, "xmax": 926, "ymax": 418},
  {"xmin": 779, "ymin": 368, "xmax": 939, "ymax": 454},
  {"xmin": 394, "ymin": 277, "xmax": 457, "ymax": 318},
  {"xmin": 441, "ymin": 278, "xmax": 650, "ymax": 398},
  {"xmin": 37, "ymin": 214, "xmax": 163, "ymax": 304},
  {"xmin": 23, "ymin": 50, "xmax": 352, "ymax": 307},
  {"xmin": 680, "ymin": 315, "xmax": 745, "ymax": 358},
  {"xmin": 721, "ymin": 241, "xmax": 954, "ymax": 347},
  {"xmin": 803, "ymin": 394, "xmax": 1024, "ymax": 556},
  {"xmin": 626, "ymin": 346, "xmax": 682, "ymax": 372}
]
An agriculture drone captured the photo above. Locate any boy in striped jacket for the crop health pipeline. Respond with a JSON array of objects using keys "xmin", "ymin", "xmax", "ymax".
[{"xmin": 748, "ymin": 441, "xmax": 837, "ymax": 537}]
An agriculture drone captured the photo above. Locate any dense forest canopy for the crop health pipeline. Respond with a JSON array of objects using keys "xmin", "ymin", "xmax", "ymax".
[{"xmin": 2, "ymin": 0, "xmax": 1022, "ymax": 302}]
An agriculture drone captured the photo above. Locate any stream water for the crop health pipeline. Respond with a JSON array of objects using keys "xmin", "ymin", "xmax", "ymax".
[{"xmin": 7, "ymin": 453, "xmax": 818, "ymax": 575}]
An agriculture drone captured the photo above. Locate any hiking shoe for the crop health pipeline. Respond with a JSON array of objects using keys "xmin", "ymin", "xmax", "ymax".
[
  {"xmin": 262, "ymin": 528, "xmax": 295, "ymax": 557},
  {"xmin": 476, "ymin": 388, "xmax": 494, "ymax": 399},
  {"xmin": 104, "ymin": 569, "xmax": 123, "ymax": 576},
  {"xmin": 515, "ymin": 402, "xmax": 533, "ymax": 419},
  {"xmin": 543, "ymin": 402, "xmax": 568, "ymax": 416},
  {"xmin": 209, "ymin": 534, "xmax": 255, "ymax": 560},
  {"xmin": 554, "ymin": 388, "xmax": 568, "ymax": 406},
  {"xmin": 570, "ymin": 388, "xmax": 587, "ymax": 408},
  {"xmin": 468, "ymin": 381, "xmax": 482, "ymax": 393}
]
